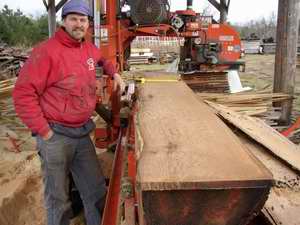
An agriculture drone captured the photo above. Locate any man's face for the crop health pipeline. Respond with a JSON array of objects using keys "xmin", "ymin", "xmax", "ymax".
[{"xmin": 63, "ymin": 13, "xmax": 89, "ymax": 41}]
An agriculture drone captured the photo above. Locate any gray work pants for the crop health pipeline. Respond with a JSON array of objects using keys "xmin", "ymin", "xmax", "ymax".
[{"xmin": 37, "ymin": 133, "xmax": 107, "ymax": 225}]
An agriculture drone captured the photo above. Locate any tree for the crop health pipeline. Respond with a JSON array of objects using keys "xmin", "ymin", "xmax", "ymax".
[
  {"xmin": 0, "ymin": 5, "xmax": 48, "ymax": 46},
  {"xmin": 233, "ymin": 12, "xmax": 277, "ymax": 40}
]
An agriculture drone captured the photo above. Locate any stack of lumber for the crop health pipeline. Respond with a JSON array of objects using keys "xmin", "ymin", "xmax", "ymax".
[
  {"xmin": 197, "ymin": 92, "xmax": 292, "ymax": 126},
  {"xmin": 128, "ymin": 48, "xmax": 157, "ymax": 65},
  {"xmin": 205, "ymin": 101, "xmax": 300, "ymax": 225},
  {"xmin": 0, "ymin": 78, "xmax": 16, "ymax": 118},
  {"xmin": 297, "ymin": 53, "xmax": 300, "ymax": 68},
  {"xmin": 181, "ymin": 72, "xmax": 229, "ymax": 93},
  {"xmin": 0, "ymin": 98, "xmax": 16, "ymax": 119},
  {"xmin": 128, "ymin": 57, "xmax": 151, "ymax": 65},
  {"xmin": 136, "ymin": 81, "xmax": 273, "ymax": 225},
  {"xmin": 0, "ymin": 43, "xmax": 28, "ymax": 80},
  {"xmin": 0, "ymin": 78, "xmax": 16, "ymax": 99},
  {"xmin": 0, "ymin": 43, "xmax": 26, "ymax": 118}
]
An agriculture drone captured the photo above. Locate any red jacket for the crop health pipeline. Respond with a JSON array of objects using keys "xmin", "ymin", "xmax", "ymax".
[{"xmin": 13, "ymin": 28, "xmax": 116, "ymax": 137}]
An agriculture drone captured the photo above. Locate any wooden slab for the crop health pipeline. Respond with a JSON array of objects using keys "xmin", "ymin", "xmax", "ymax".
[
  {"xmin": 237, "ymin": 132, "xmax": 300, "ymax": 225},
  {"xmin": 206, "ymin": 101, "xmax": 300, "ymax": 173},
  {"xmin": 136, "ymin": 82, "xmax": 272, "ymax": 191}
]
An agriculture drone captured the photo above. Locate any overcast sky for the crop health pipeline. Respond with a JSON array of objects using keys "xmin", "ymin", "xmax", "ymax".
[{"xmin": 0, "ymin": 0, "xmax": 278, "ymax": 24}]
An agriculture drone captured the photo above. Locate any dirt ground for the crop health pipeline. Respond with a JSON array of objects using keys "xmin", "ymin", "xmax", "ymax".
[
  {"xmin": 0, "ymin": 127, "xmax": 45, "ymax": 225},
  {"xmin": 0, "ymin": 54, "xmax": 299, "ymax": 225},
  {"xmin": 239, "ymin": 54, "xmax": 300, "ymax": 115},
  {"xmin": 0, "ymin": 121, "xmax": 110, "ymax": 225}
]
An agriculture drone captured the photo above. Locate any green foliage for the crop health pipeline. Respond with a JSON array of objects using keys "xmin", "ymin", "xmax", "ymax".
[{"xmin": 0, "ymin": 5, "xmax": 49, "ymax": 46}]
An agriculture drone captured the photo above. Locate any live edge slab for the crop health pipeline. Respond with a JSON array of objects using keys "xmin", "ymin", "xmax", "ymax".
[{"xmin": 135, "ymin": 81, "xmax": 273, "ymax": 225}]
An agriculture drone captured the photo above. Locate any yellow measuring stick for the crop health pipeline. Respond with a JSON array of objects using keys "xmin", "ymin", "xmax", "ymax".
[{"xmin": 136, "ymin": 78, "xmax": 179, "ymax": 84}]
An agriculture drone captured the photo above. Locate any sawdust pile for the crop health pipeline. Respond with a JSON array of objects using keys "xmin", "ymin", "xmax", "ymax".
[
  {"xmin": 0, "ymin": 144, "xmax": 45, "ymax": 225},
  {"xmin": 0, "ymin": 135, "xmax": 88, "ymax": 225}
]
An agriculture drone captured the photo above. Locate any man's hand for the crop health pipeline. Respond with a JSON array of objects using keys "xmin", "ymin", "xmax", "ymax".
[
  {"xmin": 113, "ymin": 73, "xmax": 125, "ymax": 93},
  {"xmin": 42, "ymin": 130, "xmax": 54, "ymax": 141}
]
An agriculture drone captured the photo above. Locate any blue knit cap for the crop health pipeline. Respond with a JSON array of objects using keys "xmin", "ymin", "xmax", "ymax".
[{"xmin": 62, "ymin": 0, "xmax": 92, "ymax": 17}]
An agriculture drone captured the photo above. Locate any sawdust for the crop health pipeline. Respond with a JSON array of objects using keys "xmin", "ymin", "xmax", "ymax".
[
  {"xmin": 0, "ymin": 136, "xmax": 46, "ymax": 225},
  {"xmin": 0, "ymin": 130, "xmax": 89, "ymax": 225},
  {"xmin": 0, "ymin": 174, "xmax": 45, "ymax": 225}
]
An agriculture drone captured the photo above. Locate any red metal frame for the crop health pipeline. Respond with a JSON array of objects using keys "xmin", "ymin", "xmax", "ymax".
[
  {"xmin": 124, "ymin": 105, "xmax": 138, "ymax": 225},
  {"xmin": 281, "ymin": 116, "xmax": 300, "ymax": 137},
  {"xmin": 101, "ymin": 130, "xmax": 124, "ymax": 225},
  {"xmin": 101, "ymin": 103, "xmax": 138, "ymax": 225}
]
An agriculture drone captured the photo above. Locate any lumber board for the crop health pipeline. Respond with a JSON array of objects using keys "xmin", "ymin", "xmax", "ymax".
[
  {"xmin": 237, "ymin": 133, "xmax": 300, "ymax": 225},
  {"xmin": 182, "ymin": 72, "xmax": 229, "ymax": 93},
  {"xmin": 136, "ymin": 82, "xmax": 272, "ymax": 191},
  {"xmin": 238, "ymin": 133, "xmax": 299, "ymax": 190},
  {"xmin": 205, "ymin": 101, "xmax": 300, "ymax": 173},
  {"xmin": 196, "ymin": 92, "xmax": 291, "ymax": 125}
]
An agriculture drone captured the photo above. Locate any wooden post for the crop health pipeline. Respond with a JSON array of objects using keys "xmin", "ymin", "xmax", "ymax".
[
  {"xmin": 273, "ymin": 0, "xmax": 300, "ymax": 125},
  {"xmin": 208, "ymin": 0, "xmax": 230, "ymax": 24},
  {"xmin": 43, "ymin": 0, "xmax": 67, "ymax": 37},
  {"xmin": 207, "ymin": 0, "xmax": 220, "ymax": 12},
  {"xmin": 48, "ymin": 0, "xmax": 56, "ymax": 37}
]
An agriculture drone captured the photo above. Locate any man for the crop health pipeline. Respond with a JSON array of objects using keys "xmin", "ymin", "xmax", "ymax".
[{"xmin": 12, "ymin": 1, "xmax": 124, "ymax": 225}]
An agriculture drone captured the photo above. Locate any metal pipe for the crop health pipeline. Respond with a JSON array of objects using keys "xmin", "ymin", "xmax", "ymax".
[
  {"xmin": 187, "ymin": 0, "xmax": 193, "ymax": 10},
  {"xmin": 94, "ymin": 0, "xmax": 101, "ymax": 47},
  {"xmin": 100, "ymin": 0, "xmax": 106, "ymax": 14}
]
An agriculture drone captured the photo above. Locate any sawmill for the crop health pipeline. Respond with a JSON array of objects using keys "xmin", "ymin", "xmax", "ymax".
[{"xmin": 0, "ymin": 0, "xmax": 300, "ymax": 225}]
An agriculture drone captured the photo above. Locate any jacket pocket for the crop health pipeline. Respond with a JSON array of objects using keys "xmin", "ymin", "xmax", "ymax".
[{"xmin": 65, "ymin": 89, "xmax": 89, "ymax": 113}]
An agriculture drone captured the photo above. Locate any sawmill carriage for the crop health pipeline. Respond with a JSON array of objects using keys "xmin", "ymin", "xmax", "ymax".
[{"xmin": 87, "ymin": 1, "xmax": 274, "ymax": 225}]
